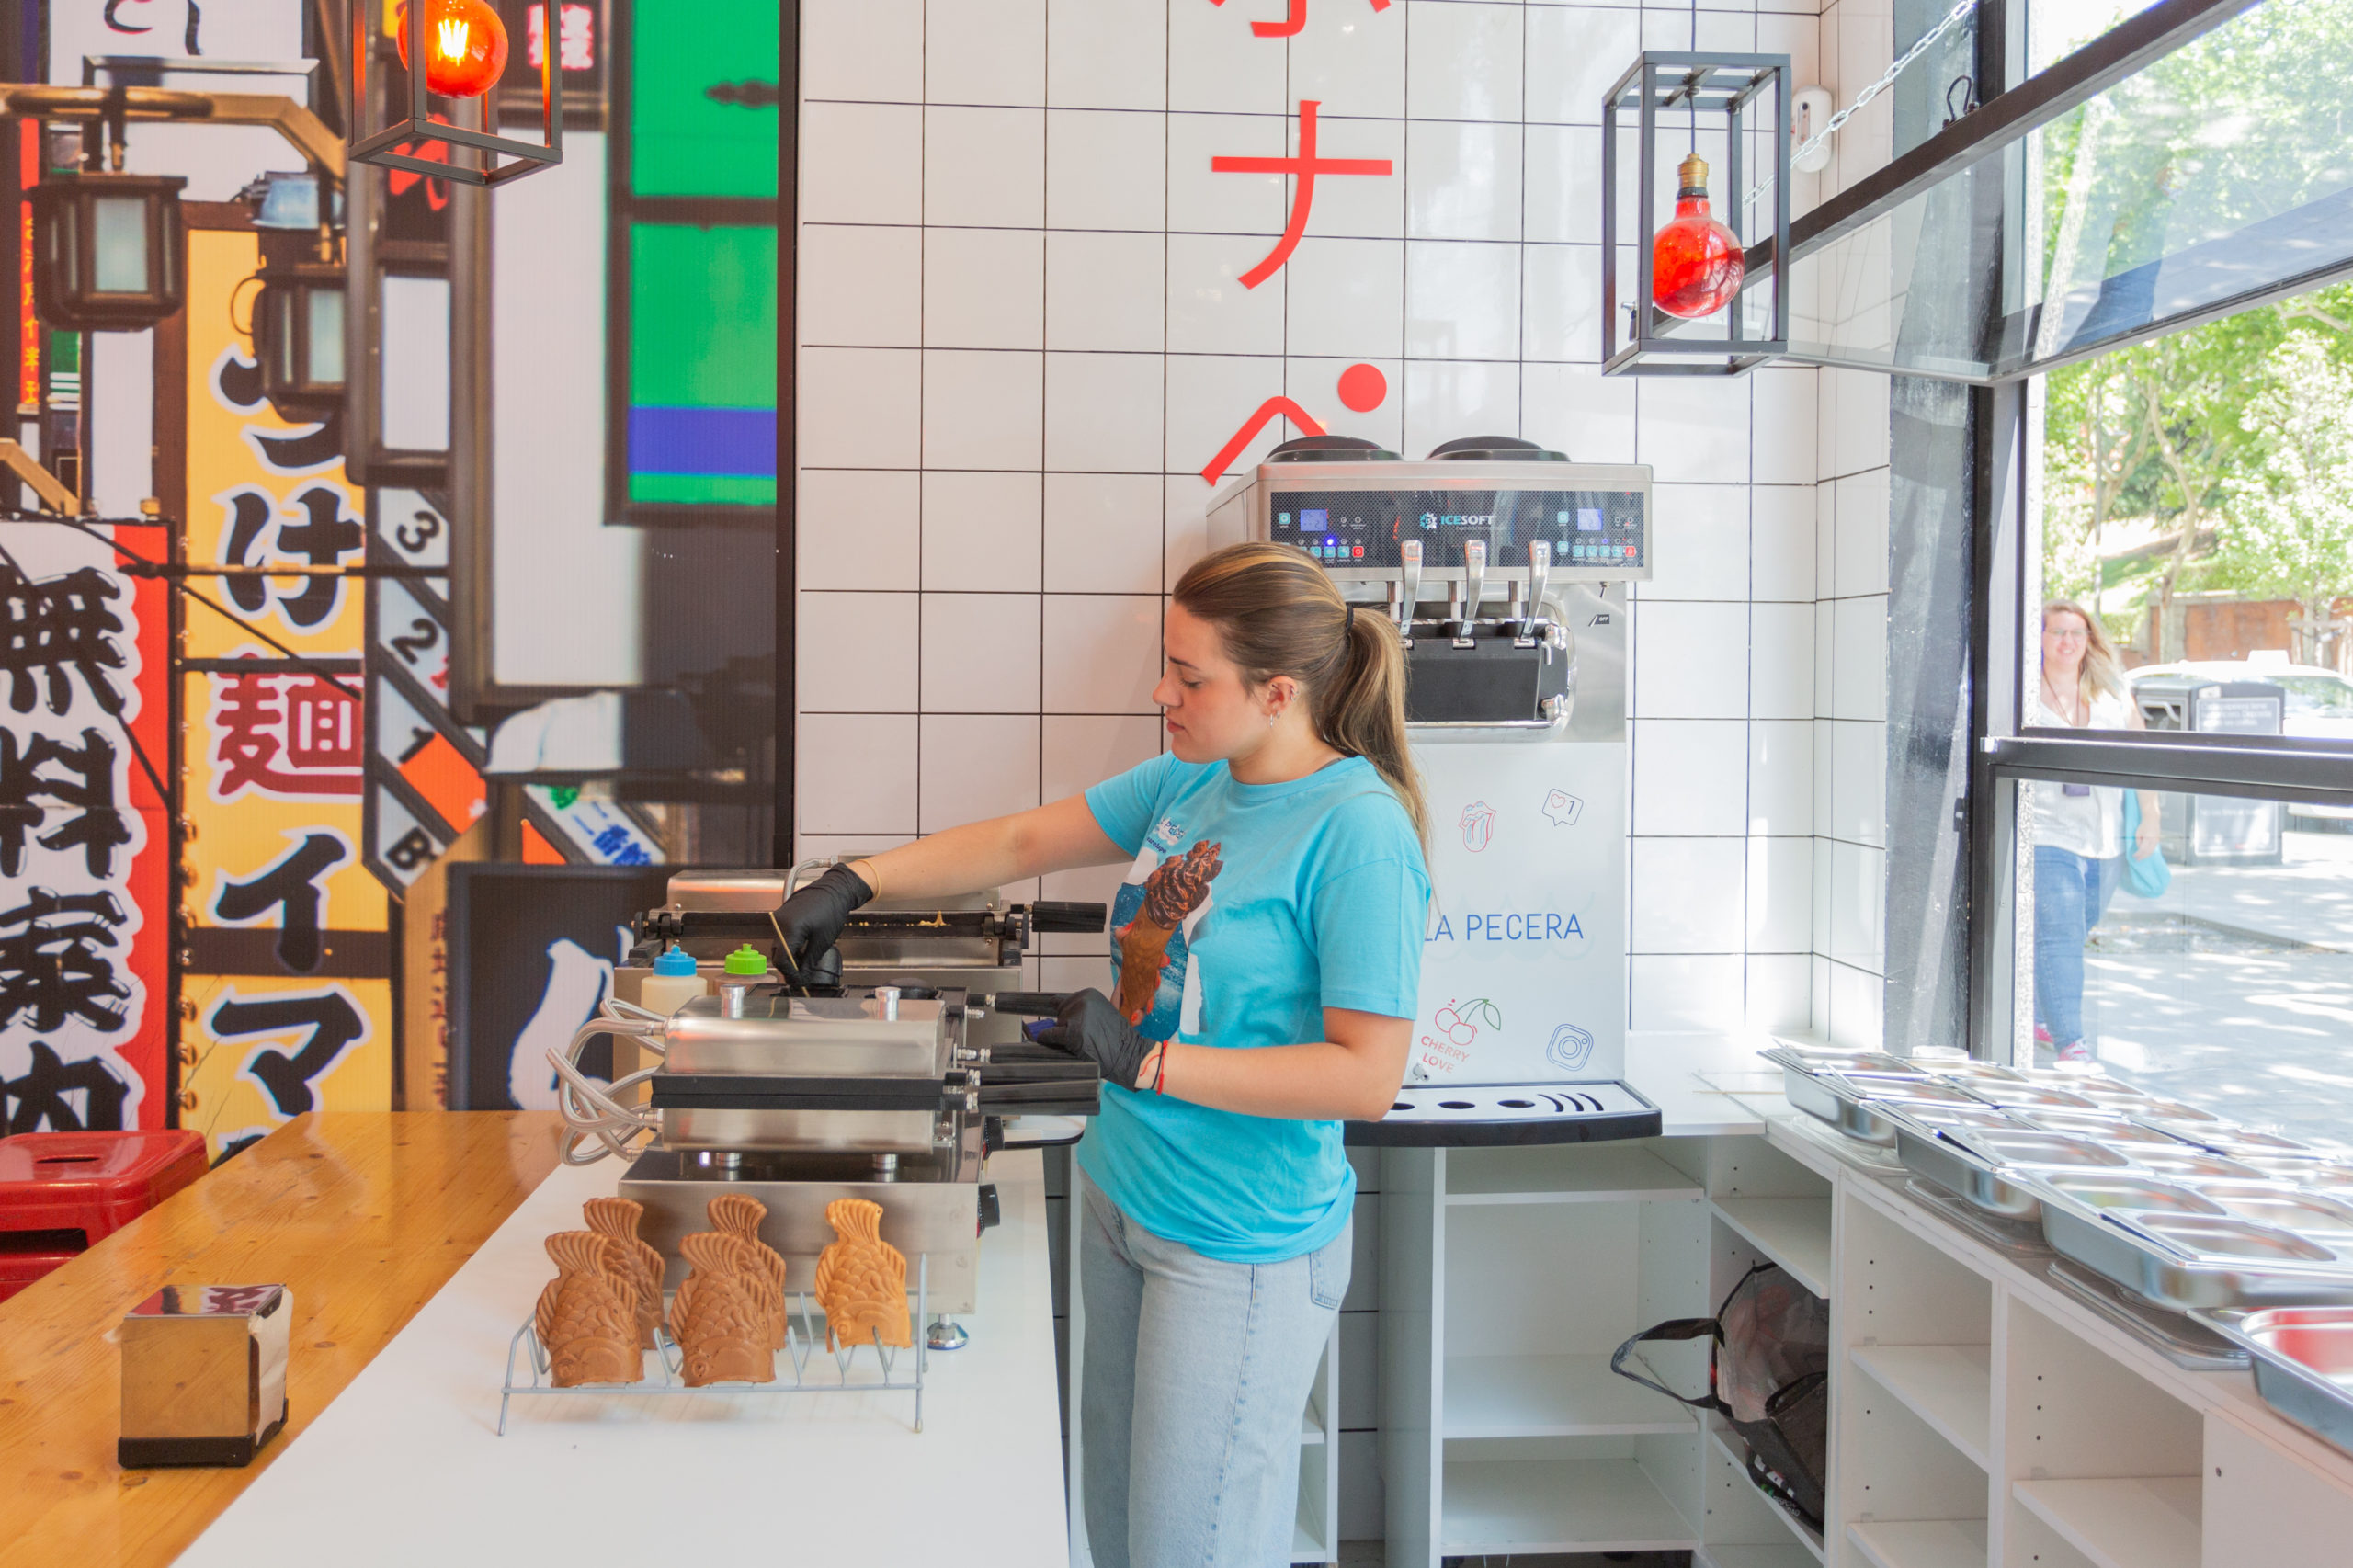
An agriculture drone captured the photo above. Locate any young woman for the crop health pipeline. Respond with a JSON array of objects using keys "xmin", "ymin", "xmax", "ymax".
[
  {"xmin": 772, "ymin": 541, "xmax": 1432, "ymax": 1567},
  {"xmin": 2027, "ymin": 600, "xmax": 2160, "ymax": 1065}
]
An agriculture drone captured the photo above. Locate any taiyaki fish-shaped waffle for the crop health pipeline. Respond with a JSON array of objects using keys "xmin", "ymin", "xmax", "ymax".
[
  {"xmin": 813, "ymin": 1197, "xmax": 912, "ymax": 1353},
  {"xmin": 583, "ymin": 1196, "xmax": 665, "ymax": 1349},
  {"xmin": 535, "ymin": 1232, "xmax": 641, "ymax": 1387},
  {"xmin": 708, "ymin": 1192, "xmax": 789, "ymax": 1350},
  {"xmin": 670, "ymin": 1232, "xmax": 779, "ymax": 1386}
]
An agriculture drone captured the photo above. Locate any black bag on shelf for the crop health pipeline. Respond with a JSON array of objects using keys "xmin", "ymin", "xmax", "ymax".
[{"xmin": 1608, "ymin": 1260, "xmax": 1832, "ymax": 1529}]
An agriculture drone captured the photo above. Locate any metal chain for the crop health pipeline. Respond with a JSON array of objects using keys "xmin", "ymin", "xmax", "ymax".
[{"xmin": 1745, "ymin": 0, "xmax": 1979, "ymax": 210}]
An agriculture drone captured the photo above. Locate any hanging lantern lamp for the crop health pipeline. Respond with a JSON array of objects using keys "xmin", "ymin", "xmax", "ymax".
[
  {"xmin": 1600, "ymin": 52, "xmax": 1789, "ymax": 376},
  {"xmin": 393, "ymin": 0, "xmax": 510, "ymax": 99},
  {"xmin": 29, "ymin": 170, "xmax": 188, "ymax": 331},
  {"xmin": 1653, "ymin": 153, "xmax": 1745, "ymax": 319},
  {"xmin": 252, "ymin": 258, "xmax": 348, "ymax": 422},
  {"xmin": 351, "ymin": 0, "xmax": 560, "ymax": 187}
]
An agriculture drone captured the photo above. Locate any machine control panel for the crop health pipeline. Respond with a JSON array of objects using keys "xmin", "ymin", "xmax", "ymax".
[{"xmin": 1267, "ymin": 486, "xmax": 1649, "ymax": 574}]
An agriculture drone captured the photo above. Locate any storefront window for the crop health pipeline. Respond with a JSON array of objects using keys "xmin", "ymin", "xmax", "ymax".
[
  {"xmin": 2012, "ymin": 771, "xmax": 2353, "ymax": 1146},
  {"xmin": 1981, "ymin": 3, "xmax": 2353, "ymax": 1147}
]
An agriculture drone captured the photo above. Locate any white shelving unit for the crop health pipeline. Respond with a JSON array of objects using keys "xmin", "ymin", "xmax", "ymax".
[
  {"xmin": 1846, "ymin": 1517, "xmax": 1988, "ymax": 1568},
  {"xmin": 1713, "ymin": 1197, "xmax": 1835, "ymax": 1299},
  {"xmin": 1074, "ymin": 1108, "xmax": 2353, "ymax": 1566},
  {"xmin": 1444, "ymin": 1350, "xmax": 1696, "ymax": 1438},
  {"xmin": 1440, "ymin": 1455, "xmax": 1696, "ymax": 1554},
  {"xmin": 2011, "ymin": 1477, "xmax": 2200, "ymax": 1568},
  {"xmin": 1378, "ymin": 1135, "xmax": 1839, "ymax": 1568},
  {"xmin": 1847, "ymin": 1344, "xmax": 1991, "ymax": 1471}
]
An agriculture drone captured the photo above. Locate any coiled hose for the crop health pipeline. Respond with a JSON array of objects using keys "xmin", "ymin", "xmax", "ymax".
[{"xmin": 549, "ymin": 995, "xmax": 670, "ymax": 1166}]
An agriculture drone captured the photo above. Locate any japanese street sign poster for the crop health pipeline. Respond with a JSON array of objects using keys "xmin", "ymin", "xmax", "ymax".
[{"xmin": 177, "ymin": 227, "xmax": 393, "ymax": 1159}]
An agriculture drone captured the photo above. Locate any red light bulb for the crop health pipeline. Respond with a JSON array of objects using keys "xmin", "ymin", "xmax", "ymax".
[
  {"xmin": 1652, "ymin": 153, "xmax": 1745, "ymax": 320},
  {"xmin": 394, "ymin": 0, "xmax": 509, "ymax": 99}
]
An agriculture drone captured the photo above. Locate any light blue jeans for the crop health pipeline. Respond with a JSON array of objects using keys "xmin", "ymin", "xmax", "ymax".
[
  {"xmin": 2033, "ymin": 845, "xmax": 2122, "ymax": 1046},
  {"xmin": 1079, "ymin": 1169, "xmax": 1349, "ymax": 1568}
]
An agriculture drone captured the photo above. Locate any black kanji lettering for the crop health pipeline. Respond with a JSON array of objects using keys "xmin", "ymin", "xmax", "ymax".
[
  {"xmin": 273, "ymin": 483, "xmax": 364, "ymax": 628},
  {"xmin": 214, "ymin": 347, "xmax": 265, "ymax": 412},
  {"xmin": 1, "ymin": 1040, "xmax": 129, "ymax": 1132},
  {"xmin": 246, "ymin": 412, "xmax": 344, "ymax": 474},
  {"xmin": 0, "ymin": 562, "xmax": 131, "ymax": 718},
  {"xmin": 210, "ymin": 992, "xmax": 366, "ymax": 1116},
  {"xmin": 212, "ymin": 832, "xmax": 347, "ymax": 972},
  {"xmin": 0, "ymin": 888, "xmax": 131, "ymax": 1035},
  {"xmin": 219, "ymin": 488, "xmax": 275, "ymax": 613},
  {"xmin": 0, "ymin": 730, "xmax": 131, "ymax": 879}
]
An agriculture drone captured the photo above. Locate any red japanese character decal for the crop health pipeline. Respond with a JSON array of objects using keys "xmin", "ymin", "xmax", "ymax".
[
  {"xmin": 1211, "ymin": 100, "xmax": 1392, "ymax": 289},
  {"xmin": 1211, "ymin": 0, "xmax": 1390, "ymax": 40},
  {"xmin": 1201, "ymin": 362, "xmax": 1391, "ymax": 485},
  {"xmin": 1201, "ymin": 398, "xmax": 1324, "ymax": 486},
  {"xmin": 207, "ymin": 656, "xmax": 364, "ymax": 801}
]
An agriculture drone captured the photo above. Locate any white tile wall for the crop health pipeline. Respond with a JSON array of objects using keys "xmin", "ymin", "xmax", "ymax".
[{"xmin": 1807, "ymin": 0, "xmax": 1894, "ymax": 1048}]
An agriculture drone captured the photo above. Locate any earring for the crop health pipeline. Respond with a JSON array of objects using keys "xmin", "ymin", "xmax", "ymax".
[{"xmin": 1267, "ymin": 708, "xmax": 1281, "ymax": 727}]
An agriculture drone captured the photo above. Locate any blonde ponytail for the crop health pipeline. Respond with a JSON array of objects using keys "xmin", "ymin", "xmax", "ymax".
[{"xmin": 1173, "ymin": 541, "xmax": 1429, "ymax": 853}]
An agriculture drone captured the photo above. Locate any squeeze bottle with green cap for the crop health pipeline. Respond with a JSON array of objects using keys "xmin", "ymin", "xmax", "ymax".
[
  {"xmin": 639, "ymin": 943, "xmax": 709, "ymax": 1017},
  {"xmin": 718, "ymin": 944, "xmax": 769, "ymax": 1017}
]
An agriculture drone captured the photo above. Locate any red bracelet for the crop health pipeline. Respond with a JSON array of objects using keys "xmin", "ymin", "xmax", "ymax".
[{"xmin": 1152, "ymin": 1045, "xmax": 1170, "ymax": 1096}]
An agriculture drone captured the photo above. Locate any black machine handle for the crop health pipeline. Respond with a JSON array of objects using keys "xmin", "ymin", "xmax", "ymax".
[
  {"xmin": 987, "ymin": 991, "xmax": 1070, "ymax": 1017},
  {"xmin": 1025, "ymin": 901, "xmax": 1108, "ymax": 934}
]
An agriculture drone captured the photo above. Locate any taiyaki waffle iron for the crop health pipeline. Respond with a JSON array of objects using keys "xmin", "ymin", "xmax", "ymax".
[{"xmin": 620, "ymin": 983, "xmax": 1099, "ymax": 1316}]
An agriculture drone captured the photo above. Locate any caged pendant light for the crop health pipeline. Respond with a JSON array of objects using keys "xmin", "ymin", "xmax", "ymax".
[{"xmin": 1599, "ymin": 51, "xmax": 1790, "ymax": 376}]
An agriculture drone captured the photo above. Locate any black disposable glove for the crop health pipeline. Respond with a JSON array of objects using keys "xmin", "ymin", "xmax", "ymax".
[
  {"xmin": 1034, "ymin": 988, "xmax": 1158, "ymax": 1092},
  {"xmin": 773, "ymin": 863, "xmax": 872, "ymax": 981}
]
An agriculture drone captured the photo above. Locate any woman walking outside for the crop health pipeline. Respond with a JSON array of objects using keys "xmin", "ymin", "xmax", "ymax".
[{"xmin": 2027, "ymin": 600, "xmax": 2161, "ymax": 1065}]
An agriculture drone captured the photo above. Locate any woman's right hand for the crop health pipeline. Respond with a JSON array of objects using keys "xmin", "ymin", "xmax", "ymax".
[{"xmin": 772, "ymin": 863, "xmax": 873, "ymax": 978}]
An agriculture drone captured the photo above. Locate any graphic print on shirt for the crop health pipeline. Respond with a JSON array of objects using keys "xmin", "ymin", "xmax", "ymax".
[{"xmin": 1108, "ymin": 832, "xmax": 1224, "ymax": 1040}]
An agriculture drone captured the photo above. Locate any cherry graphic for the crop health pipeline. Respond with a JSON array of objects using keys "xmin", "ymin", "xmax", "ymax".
[{"xmin": 1337, "ymin": 362, "xmax": 1387, "ymax": 413}]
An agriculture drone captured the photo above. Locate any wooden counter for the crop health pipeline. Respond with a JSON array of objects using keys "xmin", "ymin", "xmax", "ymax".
[{"xmin": 0, "ymin": 1113, "xmax": 563, "ymax": 1568}]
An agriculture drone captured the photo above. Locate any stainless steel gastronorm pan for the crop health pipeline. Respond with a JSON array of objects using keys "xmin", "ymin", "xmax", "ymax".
[
  {"xmin": 2192, "ymin": 1184, "xmax": 2353, "ymax": 1242},
  {"xmin": 2017, "ymin": 1109, "xmax": 2193, "ymax": 1148},
  {"xmin": 2193, "ymin": 1130, "xmax": 2320, "ymax": 1160},
  {"xmin": 1895, "ymin": 1123, "xmax": 2052, "ymax": 1220},
  {"xmin": 2119, "ymin": 1210, "xmax": 2340, "ymax": 1264},
  {"xmin": 1764, "ymin": 1045, "xmax": 1920, "ymax": 1077},
  {"xmin": 2125, "ymin": 1146, "xmax": 2268, "ymax": 1184},
  {"xmin": 2034, "ymin": 1174, "xmax": 2222, "ymax": 1217},
  {"xmin": 2189, "ymin": 1307, "xmax": 2353, "ymax": 1458},
  {"xmin": 1900, "ymin": 1104, "xmax": 2028, "ymax": 1133},
  {"xmin": 1961, "ymin": 1082, "xmax": 2101, "ymax": 1113},
  {"xmin": 2042, "ymin": 1204, "xmax": 2353, "ymax": 1311},
  {"xmin": 1778, "ymin": 1066, "xmax": 1977, "ymax": 1146},
  {"xmin": 2237, "ymin": 1157, "xmax": 2353, "ymax": 1191},
  {"xmin": 1947, "ymin": 1126, "xmax": 2135, "ymax": 1171},
  {"xmin": 1912, "ymin": 1059, "xmax": 2029, "ymax": 1085}
]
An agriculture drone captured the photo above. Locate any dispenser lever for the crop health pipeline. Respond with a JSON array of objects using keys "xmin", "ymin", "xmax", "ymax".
[
  {"xmin": 1518, "ymin": 540, "xmax": 1552, "ymax": 647},
  {"xmin": 1454, "ymin": 539, "xmax": 1486, "ymax": 648},
  {"xmin": 1397, "ymin": 539, "xmax": 1423, "ymax": 649}
]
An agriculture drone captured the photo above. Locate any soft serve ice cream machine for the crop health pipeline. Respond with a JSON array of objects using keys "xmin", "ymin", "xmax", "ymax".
[{"xmin": 1210, "ymin": 436, "xmax": 1658, "ymax": 1140}]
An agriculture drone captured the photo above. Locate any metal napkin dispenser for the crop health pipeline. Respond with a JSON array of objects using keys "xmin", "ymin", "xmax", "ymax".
[{"xmin": 119, "ymin": 1284, "xmax": 290, "ymax": 1468}]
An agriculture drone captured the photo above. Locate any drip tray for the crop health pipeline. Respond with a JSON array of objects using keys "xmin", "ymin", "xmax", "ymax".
[{"xmin": 1346, "ymin": 1081, "xmax": 1660, "ymax": 1147}]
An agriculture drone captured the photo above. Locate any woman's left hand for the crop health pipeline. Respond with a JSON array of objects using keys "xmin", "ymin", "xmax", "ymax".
[
  {"xmin": 2135, "ymin": 816, "xmax": 2161, "ymax": 860},
  {"xmin": 1036, "ymin": 988, "xmax": 1160, "ymax": 1090}
]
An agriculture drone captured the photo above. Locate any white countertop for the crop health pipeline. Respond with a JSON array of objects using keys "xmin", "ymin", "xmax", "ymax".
[
  {"xmin": 176, "ymin": 1151, "xmax": 1068, "ymax": 1568},
  {"xmin": 1623, "ymin": 1028, "xmax": 1780, "ymax": 1137}
]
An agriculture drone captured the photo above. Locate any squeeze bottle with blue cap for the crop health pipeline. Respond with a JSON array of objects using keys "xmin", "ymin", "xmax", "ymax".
[{"xmin": 638, "ymin": 943, "xmax": 709, "ymax": 1017}]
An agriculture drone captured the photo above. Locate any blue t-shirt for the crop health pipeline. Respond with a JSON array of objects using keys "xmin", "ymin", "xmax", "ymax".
[{"xmin": 1076, "ymin": 753, "xmax": 1430, "ymax": 1263}]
